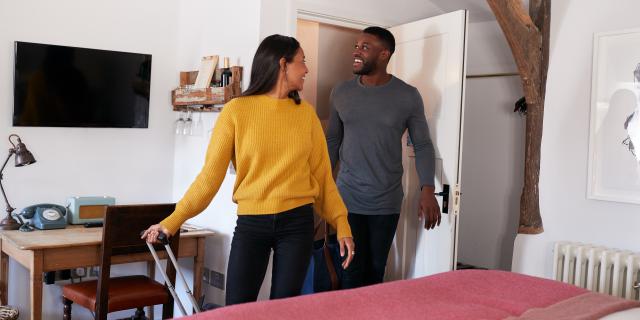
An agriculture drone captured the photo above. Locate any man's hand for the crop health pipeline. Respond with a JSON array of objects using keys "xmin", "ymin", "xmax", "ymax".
[
  {"xmin": 419, "ymin": 186, "xmax": 441, "ymax": 230},
  {"xmin": 338, "ymin": 236, "xmax": 355, "ymax": 269}
]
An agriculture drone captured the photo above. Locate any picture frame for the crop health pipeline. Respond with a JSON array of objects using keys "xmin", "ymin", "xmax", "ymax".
[{"xmin": 587, "ymin": 28, "xmax": 640, "ymax": 204}]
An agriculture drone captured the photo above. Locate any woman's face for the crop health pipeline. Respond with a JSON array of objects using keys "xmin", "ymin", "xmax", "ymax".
[{"xmin": 285, "ymin": 48, "xmax": 308, "ymax": 92}]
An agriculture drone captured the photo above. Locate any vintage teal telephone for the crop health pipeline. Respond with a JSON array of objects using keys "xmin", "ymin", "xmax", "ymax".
[{"xmin": 19, "ymin": 204, "xmax": 68, "ymax": 231}]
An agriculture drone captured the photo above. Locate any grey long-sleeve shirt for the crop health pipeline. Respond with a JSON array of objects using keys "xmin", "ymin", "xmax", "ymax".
[{"xmin": 326, "ymin": 76, "xmax": 435, "ymax": 215}]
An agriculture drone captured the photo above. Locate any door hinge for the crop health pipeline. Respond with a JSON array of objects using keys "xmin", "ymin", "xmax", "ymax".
[{"xmin": 452, "ymin": 184, "xmax": 461, "ymax": 216}]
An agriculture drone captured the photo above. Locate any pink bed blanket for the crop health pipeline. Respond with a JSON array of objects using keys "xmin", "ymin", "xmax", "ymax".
[{"xmin": 183, "ymin": 270, "xmax": 639, "ymax": 320}]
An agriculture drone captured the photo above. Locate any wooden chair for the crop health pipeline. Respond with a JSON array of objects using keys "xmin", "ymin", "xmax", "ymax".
[{"xmin": 62, "ymin": 204, "xmax": 180, "ymax": 320}]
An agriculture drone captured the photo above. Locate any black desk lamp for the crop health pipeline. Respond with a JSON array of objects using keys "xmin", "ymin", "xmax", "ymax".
[{"xmin": 0, "ymin": 134, "xmax": 36, "ymax": 230}]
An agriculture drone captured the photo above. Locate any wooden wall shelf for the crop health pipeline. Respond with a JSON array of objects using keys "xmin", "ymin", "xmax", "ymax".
[{"xmin": 171, "ymin": 66, "xmax": 242, "ymax": 112}]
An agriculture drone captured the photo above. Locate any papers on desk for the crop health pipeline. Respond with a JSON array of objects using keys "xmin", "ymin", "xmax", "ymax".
[{"xmin": 180, "ymin": 223, "xmax": 207, "ymax": 233}]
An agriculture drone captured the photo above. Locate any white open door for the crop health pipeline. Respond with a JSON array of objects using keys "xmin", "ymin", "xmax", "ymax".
[{"xmin": 386, "ymin": 10, "xmax": 468, "ymax": 280}]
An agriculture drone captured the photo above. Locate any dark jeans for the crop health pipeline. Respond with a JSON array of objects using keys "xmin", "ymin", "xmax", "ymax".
[
  {"xmin": 225, "ymin": 204, "xmax": 314, "ymax": 305},
  {"xmin": 341, "ymin": 212, "xmax": 400, "ymax": 289}
]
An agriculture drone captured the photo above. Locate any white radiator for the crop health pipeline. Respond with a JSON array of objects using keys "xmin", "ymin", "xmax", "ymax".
[{"xmin": 553, "ymin": 242, "xmax": 640, "ymax": 300}]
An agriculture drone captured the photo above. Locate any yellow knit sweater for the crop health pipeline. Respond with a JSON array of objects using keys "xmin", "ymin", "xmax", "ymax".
[{"xmin": 160, "ymin": 95, "xmax": 352, "ymax": 239}]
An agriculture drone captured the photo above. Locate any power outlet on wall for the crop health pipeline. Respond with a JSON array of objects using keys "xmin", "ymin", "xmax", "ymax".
[
  {"xmin": 71, "ymin": 267, "xmax": 87, "ymax": 279},
  {"xmin": 210, "ymin": 270, "xmax": 225, "ymax": 290},
  {"xmin": 43, "ymin": 269, "xmax": 73, "ymax": 284},
  {"xmin": 89, "ymin": 266, "xmax": 100, "ymax": 277}
]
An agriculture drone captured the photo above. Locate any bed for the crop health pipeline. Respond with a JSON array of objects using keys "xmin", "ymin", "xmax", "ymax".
[{"xmin": 183, "ymin": 270, "xmax": 640, "ymax": 320}]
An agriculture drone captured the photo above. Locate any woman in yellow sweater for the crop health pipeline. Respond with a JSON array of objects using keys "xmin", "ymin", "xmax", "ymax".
[{"xmin": 142, "ymin": 35, "xmax": 354, "ymax": 305}]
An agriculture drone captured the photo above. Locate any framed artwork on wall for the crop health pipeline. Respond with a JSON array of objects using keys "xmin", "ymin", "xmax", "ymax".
[{"xmin": 587, "ymin": 28, "xmax": 640, "ymax": 204}]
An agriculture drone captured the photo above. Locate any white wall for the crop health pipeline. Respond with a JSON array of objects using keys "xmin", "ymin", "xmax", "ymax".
[
  {"xmin": 260, "ymin": 0, "xmax": 296, "ymax": 39},
  {"xmin": 464, "ymin": 20, "xmax": 520, "ymax": 76},
  {"xmin": 172, "ymin": 0, "xmax": 262, "ymax": 306},
  {"xmin": 0, "ymin": 0, "xmax": 179, "ymax": 318},
  {"xmin": 457, "ymin": 20, "xmax": 524, "ymax": 270},
  {"xmin": 459, "ymin": 76, "xmax": 523, "ymax": 270},
  {"xmin": 512, "ymin": 0, "xmax": 640, "ymax": 278}
]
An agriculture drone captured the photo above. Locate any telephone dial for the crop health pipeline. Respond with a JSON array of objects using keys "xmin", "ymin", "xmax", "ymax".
[{"xmin": 19, "ymin": 204, "xmax": 68, "ymax": 231}]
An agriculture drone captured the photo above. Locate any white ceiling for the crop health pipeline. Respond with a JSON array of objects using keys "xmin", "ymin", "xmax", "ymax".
[{"xmin": 297, "ymin": 0, "xmax": 529, "ymax": 26}]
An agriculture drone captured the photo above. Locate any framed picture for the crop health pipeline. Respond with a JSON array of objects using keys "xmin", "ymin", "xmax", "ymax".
[{"xmin": 587, "ymin": 28, "xmax": 640, "ymax": 204}]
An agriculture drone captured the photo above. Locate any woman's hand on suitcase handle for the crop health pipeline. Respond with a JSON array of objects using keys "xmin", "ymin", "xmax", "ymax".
[
  {"xmin": 141, "ymin": 224, "xmax": 172, "ymax": 244},
  {"xmin": 339, "ymin": 236, "xmax": 355, "ymax": 269}
]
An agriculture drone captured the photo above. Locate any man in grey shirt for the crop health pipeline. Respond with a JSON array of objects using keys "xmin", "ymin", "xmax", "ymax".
[{"xmin": 326, "ymin": 26, "xmax": 440, "ymax": 288}]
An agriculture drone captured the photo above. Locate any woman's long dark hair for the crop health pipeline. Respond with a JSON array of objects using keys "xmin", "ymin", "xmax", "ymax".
[{"xmin": 242, "ymin": 34, "xmax": 301, "ymax": 104}]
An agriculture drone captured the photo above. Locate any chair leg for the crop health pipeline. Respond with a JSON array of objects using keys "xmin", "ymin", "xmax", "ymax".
[
  {"xmin": 63, "ymin": 297, "xmax": 72, "ymax": 320},
  {"xmin": 133, "ymin": 307, "xmax": 146, "ymax": 320}
]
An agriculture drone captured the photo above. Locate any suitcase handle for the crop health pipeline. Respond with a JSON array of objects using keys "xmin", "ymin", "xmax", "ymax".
[
  {"xmin": 139, "ymin": 230, "xmax": 170, "ymax": 245},
  {"xmin": 157, "ymin": 231, "xmax": 169, "ymax": 245},
  {"xmin": 142, "ymin": 229, "xmax": 202, "ymax": 315}
]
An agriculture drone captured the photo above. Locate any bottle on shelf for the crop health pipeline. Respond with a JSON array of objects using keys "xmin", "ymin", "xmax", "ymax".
[{"xmin": 221, "ymin": 57, "xmax": 233, "ymax": 87}]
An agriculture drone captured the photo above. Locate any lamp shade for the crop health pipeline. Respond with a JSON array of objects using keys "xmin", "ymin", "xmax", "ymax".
[{"xmin": 14, "ymin": 138, "xmax": 36, "ymax": 167}]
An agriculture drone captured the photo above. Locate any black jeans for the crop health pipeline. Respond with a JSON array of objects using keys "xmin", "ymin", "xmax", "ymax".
[
  {"xmin": 341, "ymin": 212, "xmax": 400, "ymax": 289},
  {"xmin": 225, "ymin": 204, "xmax": 314, "ymax": 305}
]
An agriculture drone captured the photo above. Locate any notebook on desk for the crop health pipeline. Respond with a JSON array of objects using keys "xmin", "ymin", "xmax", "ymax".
[{"xmin": 180, "ymin": 223, "xmax": 208, "ymax": 233}]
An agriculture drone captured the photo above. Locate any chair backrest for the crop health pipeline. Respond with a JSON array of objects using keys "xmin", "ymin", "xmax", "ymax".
[{"xmin": 96, "ymin": 203, "xmax": 180, "ymax": 318}]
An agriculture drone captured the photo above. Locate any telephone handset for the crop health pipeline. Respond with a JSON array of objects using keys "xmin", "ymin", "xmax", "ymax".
[{"xmin": 19, "ymin": 204, "xmax": 68, "ymax": 231}]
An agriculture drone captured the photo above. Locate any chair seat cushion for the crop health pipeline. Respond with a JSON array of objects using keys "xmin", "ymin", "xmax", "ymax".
[{"xmin": 62, "ymin": 275, "xmax": 169, "ymax": 312}]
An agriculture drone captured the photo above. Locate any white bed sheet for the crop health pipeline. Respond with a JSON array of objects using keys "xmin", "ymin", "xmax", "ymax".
[{"xmin": 600, "ymin": 307, "xmax": 640, "ymax": 319}]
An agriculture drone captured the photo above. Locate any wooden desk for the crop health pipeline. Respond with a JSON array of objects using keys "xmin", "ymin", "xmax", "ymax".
[{"xmin": 0, "ymin": 225, "xmax": 214, "ymax": 320}]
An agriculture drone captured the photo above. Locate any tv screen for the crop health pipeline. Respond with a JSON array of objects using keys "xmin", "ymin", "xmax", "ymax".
[{"xmin": 13, "ymin": 42, "xmax": 152, "ymax": 128}]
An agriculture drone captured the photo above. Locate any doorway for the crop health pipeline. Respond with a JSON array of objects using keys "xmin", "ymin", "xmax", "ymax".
[
  {"xmin": 295, "ymin": 11, "xmax": 469, "ymax": 280},
  {"xmin": 296, "ymin": 19, "xmax": 360, "ymax": 129}
]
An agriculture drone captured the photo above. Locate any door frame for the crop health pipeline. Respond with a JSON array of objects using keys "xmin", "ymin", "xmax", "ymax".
[
  {"xmin": 289, "ymin": 6, "xmax": 469, "ymax": 274},
  {"xmin": 287, "ymin": 0, "xmax": 385, "ymax": 35},
  {"xmin": 295, "ymin": 9, "xmax": 384, "ymax": 30},
  {"xmin": 452, "ymin": 9, "xmax": 469, "ymax": 271}
]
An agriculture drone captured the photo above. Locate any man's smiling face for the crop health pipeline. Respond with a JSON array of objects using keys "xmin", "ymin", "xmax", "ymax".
[{"xmin": 352, "ymin": 33, "xmax": 388, "ymax": 75}]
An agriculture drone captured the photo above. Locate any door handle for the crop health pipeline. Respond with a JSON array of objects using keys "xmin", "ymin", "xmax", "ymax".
[{"xmin": 433, "ymin": 184, "xmax": 450, "ymax": 214}]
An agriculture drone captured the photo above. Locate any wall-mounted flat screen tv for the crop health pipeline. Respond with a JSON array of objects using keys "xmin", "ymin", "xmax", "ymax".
[{"xmin": 13, "ymin": 41, "xmax": 152, "ymax": 128}]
